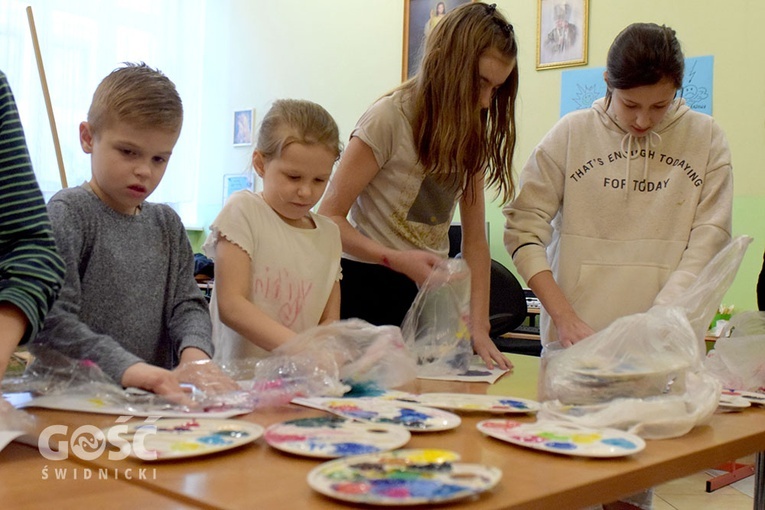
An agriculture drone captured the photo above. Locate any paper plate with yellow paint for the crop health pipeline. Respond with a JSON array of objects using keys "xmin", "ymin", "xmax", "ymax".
[
  {"xmin": 104, "ymin": 418, "xmax": 263, "ymax": 461},
  {"xmin": 308, "ymin": 449, "xmax": 502, "ymax": 505}
]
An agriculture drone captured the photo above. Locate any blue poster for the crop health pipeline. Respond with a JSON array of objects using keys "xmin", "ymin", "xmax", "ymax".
[
  {"xmin": 560, "ymin": 67, "xmax": 607, "ymax": 117},
  {"xmin": 560, "ymin": 55, "xmax": 714, "ymax": 117},
  {"xmin": 223, "ymin": 173, "xmax": 254, "ymax": 203}
]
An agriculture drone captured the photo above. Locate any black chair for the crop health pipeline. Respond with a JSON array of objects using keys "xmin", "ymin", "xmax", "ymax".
[
  {"xmin": 488, "ymin": 259, "xmax": 542, "ymax": 356},
  {"xmin": 489, "ymin": 259, "xmax": 526, "ymax": 336}
]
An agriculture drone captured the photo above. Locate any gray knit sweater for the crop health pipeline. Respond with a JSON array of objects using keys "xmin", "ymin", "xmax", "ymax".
[{"xmin": 35, "ymin": 185, "xmax": 213, "ymax": 383}]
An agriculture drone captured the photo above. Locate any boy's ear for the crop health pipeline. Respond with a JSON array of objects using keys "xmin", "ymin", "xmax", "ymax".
[
  {"xmin": 79, "ymin": 122, "xmax": 94, "ymax": 154},
  {"xmin": 252, "ymin": 151, "xmax": 266, "ymax": 178}
]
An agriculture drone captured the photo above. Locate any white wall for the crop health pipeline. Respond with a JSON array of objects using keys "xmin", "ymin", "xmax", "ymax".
[{"xmin": 197, "ymin": 0, "xmax": 403, "ymax": 226}]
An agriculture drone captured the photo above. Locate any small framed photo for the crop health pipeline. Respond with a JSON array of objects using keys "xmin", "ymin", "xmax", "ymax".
[
  {"xmin": 402, "ymin": 1, "xmax": 473, "ymax": 81},
  {"xmin": 233, "ymin": 109, "xmax": 254, "ymax": 146},
  {"xmin": 537, "ymin": 0, "xmax": 589, "ymax": 70}
]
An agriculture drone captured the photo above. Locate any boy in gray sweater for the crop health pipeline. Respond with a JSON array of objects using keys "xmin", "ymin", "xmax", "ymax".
[{"xmin": 35, "ymin": 63, "xmax": 229, "ymax": 398}]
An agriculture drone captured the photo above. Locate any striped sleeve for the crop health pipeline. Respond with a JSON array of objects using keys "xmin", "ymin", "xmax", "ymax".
[{"xmin": 0, "ymin": 70, "xmax": 65, "ymax": 343}]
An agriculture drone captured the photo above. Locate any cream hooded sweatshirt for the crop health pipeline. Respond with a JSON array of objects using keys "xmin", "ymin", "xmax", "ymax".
[{"xmin": 504, "ymin": 97, "xmax": 733, "ymax": 345}]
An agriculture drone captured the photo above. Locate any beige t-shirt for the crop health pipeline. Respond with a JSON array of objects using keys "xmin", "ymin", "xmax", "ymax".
[
  {"xmin": 204, "ymin": 191, "xmax": 341, "ymax": 362},
  {"xmin": 347, "ymin": 89, "xmax": 461, "ymax": 261}
]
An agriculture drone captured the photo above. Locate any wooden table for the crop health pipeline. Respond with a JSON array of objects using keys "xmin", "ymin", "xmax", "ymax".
[
  {"xmin": 0, "ymin": 442, "xmax": 198, "ymax": 510},
  {"xmin": 3, "ymin": 354, "xmax": 765, "ymax": 509}
]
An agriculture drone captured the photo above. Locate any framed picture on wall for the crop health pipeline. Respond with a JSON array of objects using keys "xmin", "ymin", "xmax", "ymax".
[
  {"xmin": 536, "ymin": 0, "xmax": 589, "ymax": 70},
  {"xmin": 402, "ymin": 0, "xmax": 473, "ymax": 81},
  {"xmin": 233, "ymin": 109, "xmax": 254, "ymax": 146},
  {"xmin": 223, "ymin": 172, "xmax": 254, "ymax": 204}
]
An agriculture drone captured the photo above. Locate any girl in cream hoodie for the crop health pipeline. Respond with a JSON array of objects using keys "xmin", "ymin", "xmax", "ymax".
[
  {"xmin": 505, "ymin": 23, "xmax": 733, "ymax": 510},
  {"xmin": 504, "ymin": 22, "xmax": 732, "ymax": 351}
]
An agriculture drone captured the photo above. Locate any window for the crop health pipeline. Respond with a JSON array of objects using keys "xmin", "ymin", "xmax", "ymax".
[{"xmin": 0, "ymin": 0, "xmax": 205, "ymax": 224}]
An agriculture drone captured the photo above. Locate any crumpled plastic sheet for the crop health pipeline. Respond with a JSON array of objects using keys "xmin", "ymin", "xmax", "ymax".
[
  {"xmin": 2, "ymin": 320, "xmax": 417, "ymax": 416},
  {"xmin": 705, "ymin": 310, "xmax": 765, "ymax": 391},
  {"xmin": 539, "ymin": 236, "xmax": 750, "ymax": 439}
]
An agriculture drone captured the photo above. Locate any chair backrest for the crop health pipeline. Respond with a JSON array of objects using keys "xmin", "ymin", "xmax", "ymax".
[{"xmin": 489, "ymin": 259, "xmax": 528, "ymax": 337}]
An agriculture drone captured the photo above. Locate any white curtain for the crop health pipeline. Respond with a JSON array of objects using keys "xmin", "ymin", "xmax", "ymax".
[{"xmin": 0, "ymin": 0, "xmax": 206, "ymax": 224}]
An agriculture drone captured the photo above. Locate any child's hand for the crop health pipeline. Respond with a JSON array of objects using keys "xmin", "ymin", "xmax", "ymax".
[
  {"xmin": 0, "ymin": 397, "xmax": 15, "ymax": 414},
  {"xmin": 174, "ymin": 359, "xmax": 240, "ymax": 395},
  {"xmin": 472, "ymin": 331, "xmax": 512, "ymax": 371},
  {"xmin": 388, "ymin": 250, "xmax": 443, "ymax": 286},
  {"xmin": 120, "ymin": 362, "xmax": 193, "ymax": 405},
  {"xmin": 555, "ymin": 315, "xmax": 595, "ymax": 348}
]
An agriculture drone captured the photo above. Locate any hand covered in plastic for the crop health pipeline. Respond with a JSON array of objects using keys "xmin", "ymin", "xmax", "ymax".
[{"xmin": 174, "ymin": 359, "xmax": 240, "ymax": 395}]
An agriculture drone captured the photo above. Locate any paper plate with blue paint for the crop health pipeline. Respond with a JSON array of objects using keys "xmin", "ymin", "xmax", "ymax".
[
  {"xmin": 477, "ymin": 419, "xmax": 645, "ymax": 458},
  {"xmin": 264, "ymin": 416, "xmax": 411, "ymax": 458},
  {"xmin": 104, "ymin": 418, "xmax": 263, "ymax": 461},
  {"xmin": 292, "ymin": 397, "xmax": 461, "ymax": 432},
  {"xmin": 307, "ymin": 448, "xmax": 500, "ymax": 505},
  {"xmin": 414, "ymin": 393, "xmax": 540, "ymax": 414}
]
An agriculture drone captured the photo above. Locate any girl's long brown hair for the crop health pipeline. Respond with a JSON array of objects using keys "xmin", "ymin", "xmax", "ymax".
[{"xmin": 400, "ymin": 2, "xmax": 518, "ymax": 203}]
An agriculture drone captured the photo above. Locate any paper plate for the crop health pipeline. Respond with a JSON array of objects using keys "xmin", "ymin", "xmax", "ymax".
[
  {"xmin": 477, "ymin": 419, "xmax": 645, "ymax": 458},
  {"xmin": 307, "ymin": 449, "xmax": 500, "ymax": 506},
  {"xmin": 722, "ymin": 389, "xmax": 765, "ymax": 406},
  {"xmin": 292, "ymin": 397, "xmax": 461, "ymax": 432},
  {"xmin": 571, "ymin": 364, "xmax": 680, "ymax": 382},
  {"xmin": 718, "ymin": 393, "xmax": 752, "ymax": 410},
  {"xmin": 264, "ymin": 416, "xmax": 411, "ymax": 458},
  {"xmin": 104, "ymin": 418, "xmax": 263, "ymax": 461},
  {"xmin": 414, "ymin": 393, "xmax": 539, "ymax": 414}
]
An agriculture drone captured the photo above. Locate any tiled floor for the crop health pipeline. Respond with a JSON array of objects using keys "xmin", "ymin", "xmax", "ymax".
[{"xmin": 653, "ymin": 456, "xmax": 755, "ymax": 510}]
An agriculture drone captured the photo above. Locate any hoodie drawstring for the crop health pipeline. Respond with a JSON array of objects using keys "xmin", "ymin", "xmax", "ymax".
[{"xmin": 619, "ymin": 131, "xmax": 662, "ymax": 200}]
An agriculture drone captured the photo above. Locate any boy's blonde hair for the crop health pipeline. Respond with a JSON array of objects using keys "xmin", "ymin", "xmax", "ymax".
[
  {"xmin": 256, "ymin": 99, "xmax": 342, "ymax": 161},
  {"xmin": 87, "ymin": 62, "xmax": 183, "ymax": 135}
]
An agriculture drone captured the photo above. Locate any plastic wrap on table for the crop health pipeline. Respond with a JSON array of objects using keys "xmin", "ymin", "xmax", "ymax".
[
  {"xmin": 705, "ymin": 310, "xmax": 765, "ymax": 391},
  {"xmin": 255, "ymin": 319, "xmax": 417, "ymax": 396},
  {"xmin": 5, "ymin": 322, "xmax": 417, "ymax": 414},
  {"xmin": 539, "ymin": 371, "xmax": 721, "ymax": 439},
  {"xmin": 539, "ymin": 236, "xmax": 750, "ymax": 439},
  {"xmin": 401, "ymin": 259, "xmax": 473, "ymax": 376},
  {"xmin": 5, "ymin": 345, "xmax": 256, "ymax": 415},
  {"xmin": 0, "ymin": 399, "xmax": 36, "ymax": 435}
]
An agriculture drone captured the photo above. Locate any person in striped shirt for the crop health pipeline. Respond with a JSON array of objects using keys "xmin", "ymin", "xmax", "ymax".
[{"xmin": 0, "ymin": 70, "xmax": 65, "ymax": 391}]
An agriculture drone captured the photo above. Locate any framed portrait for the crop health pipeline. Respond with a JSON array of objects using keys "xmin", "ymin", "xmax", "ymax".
[
  {"xmin": 233, "ymin": 108, "xmax": 254, "ymax": 146},
  {"xmin": 402, "ymin": 0, "xmax": 473, "ymax": 81},
  {"xmin": 536, "ymin": 0, "xmax": 589, "ymax": 70}
]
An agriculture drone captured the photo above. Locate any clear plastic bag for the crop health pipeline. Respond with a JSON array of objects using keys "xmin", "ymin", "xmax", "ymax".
[
  {"xmin": 224, "ymin": 319, "xmax": 417, "ymax": 405},
  {"xmin": 401, "ymin": 259, "xmax": 473, "ymax": 376},
  {"xmin": 8, "ymin": 346, "xmax": 256, "ymax": 414},
  {"xmin": 705, "ymin": 310, "xmax": 765, "ymax": 391},
  {"xmin": 540, "ymin": 371, "xmax": 721, "ymax": 439},
  {"xmin": 263, "ymin": 319, "xmax": 417, "ymax": 393},
  {"xmin": 540, "ymin": 236, "xmax": 751, "ymax": 439}
]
